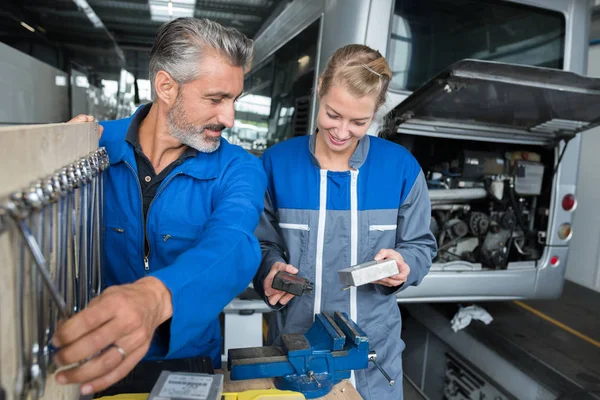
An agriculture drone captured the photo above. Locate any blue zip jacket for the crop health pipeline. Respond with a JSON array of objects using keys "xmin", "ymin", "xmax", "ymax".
[{"xmin": 99, "ymin": 109, "xmax": 267, "ymax": 367}]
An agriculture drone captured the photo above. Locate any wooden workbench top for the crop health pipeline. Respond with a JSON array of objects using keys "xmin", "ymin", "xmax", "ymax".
[{"xmin": 217, "ymin": 370, "xmax": 362, "ymax": 399}]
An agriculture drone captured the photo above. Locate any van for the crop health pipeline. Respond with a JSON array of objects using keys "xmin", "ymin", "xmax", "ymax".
[{"xmin": 242, "ymin": 0, "xmax": 600, "ymax": 300}]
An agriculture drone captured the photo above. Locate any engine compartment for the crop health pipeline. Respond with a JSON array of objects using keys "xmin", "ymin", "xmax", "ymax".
[{"xmin": 390, "ymin": 134, "xmax": 555, "ymax": 270}]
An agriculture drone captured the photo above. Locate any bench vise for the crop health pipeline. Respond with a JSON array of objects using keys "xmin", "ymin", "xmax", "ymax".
[{"xmin": 227, "ymin": 311, "xmax": 394, "ymax": 399}]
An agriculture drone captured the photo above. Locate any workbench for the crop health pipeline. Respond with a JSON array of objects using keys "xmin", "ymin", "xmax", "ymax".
[
  {"xmin": 217, "ymin": 370, "xmax": 362, "ymax": 399},
  {"xmin": 93, "ymin": 371, "xmax": 362, "ymax": 400}
]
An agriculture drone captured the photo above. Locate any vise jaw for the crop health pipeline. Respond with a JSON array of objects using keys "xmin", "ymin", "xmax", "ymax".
[{"xmin": 227, "ymin": 311, "xmax": 369, "ymax": 399}]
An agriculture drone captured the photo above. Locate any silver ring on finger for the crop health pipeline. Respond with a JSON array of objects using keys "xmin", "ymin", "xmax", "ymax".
[{"xmin": 111, "ymin": 344, "xmax": 127, "ymax": 361}]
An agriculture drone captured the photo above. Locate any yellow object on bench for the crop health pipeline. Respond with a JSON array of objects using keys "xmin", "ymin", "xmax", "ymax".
[
  {"xmin": 222, "ymin": 388, "xmax": 306, "ymax": 399},
  {"xmin": 96, "ymin": 388, "xmax": 305, "ymax": 400}
]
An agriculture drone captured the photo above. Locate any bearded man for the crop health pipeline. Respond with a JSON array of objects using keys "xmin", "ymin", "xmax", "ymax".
[{"xmin": 53, "ymin": 17, "xmax": 266, "ymax": 397}]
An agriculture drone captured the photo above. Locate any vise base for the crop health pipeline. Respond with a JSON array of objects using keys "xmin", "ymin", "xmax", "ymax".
[{"xmin": 227, "ymin": 312, "xmax": 370, "ymax": 399}]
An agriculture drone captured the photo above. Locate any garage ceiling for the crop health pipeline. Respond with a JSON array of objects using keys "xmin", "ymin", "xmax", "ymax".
[{"xmin": 0, "ymin": 0, "xmax": 285, "ymax": 81}]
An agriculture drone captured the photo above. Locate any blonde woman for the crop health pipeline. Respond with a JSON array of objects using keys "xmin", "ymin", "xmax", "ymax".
[{"xmin": 254, "ymin": 44, "xmax": 437, "ymax": 399}]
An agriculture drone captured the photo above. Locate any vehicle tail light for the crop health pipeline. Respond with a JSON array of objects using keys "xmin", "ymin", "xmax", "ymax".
[
  {"xmin": 557, "ymin": 223, "xmax": 572, "ymax": 240},
  {"xmin": 562, "ymin": 194, "xmax": 576, "ymax": 211},
  {"xmin": 550, "ymin": 256, "xmax": 560, "ymax": 266}
]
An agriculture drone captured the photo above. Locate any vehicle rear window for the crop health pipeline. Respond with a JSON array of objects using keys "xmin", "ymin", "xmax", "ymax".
[{"xmin": 388, "ymin": 0, "xmax": 566, "ymax": 92}]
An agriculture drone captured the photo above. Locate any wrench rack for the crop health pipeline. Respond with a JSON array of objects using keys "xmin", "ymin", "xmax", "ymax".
[
  {"xmin": 0, "ymin": 121, "xmax": 108, "ymax": 400},
  {"xmin": 0, "ymin": 148, "xmax": 109, "ymax": 399}
]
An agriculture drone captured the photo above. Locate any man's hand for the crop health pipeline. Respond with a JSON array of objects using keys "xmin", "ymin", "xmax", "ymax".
[
  {"xmin": 67, "ymin": 114, "xmax": 104, "ymax": 137},
  {"xmin": 264, "ymin": 262, "xmax": 298, "ymax": 306},
  {"xmin": 52, "ymin": 277, "xmax": 172, "ymax": 395},
  {"xmin": 372, "ymin": 249, "xmax": 410, "ymax": 287}
]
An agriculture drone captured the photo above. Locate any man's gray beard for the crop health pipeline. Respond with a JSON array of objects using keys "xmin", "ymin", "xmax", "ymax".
[{"xmin": 167, "ymin": 96, "xmax": 221, "ymax": 153}]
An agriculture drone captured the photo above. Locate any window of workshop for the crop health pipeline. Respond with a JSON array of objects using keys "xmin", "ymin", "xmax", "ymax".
[
  {"xmin": 388, "ymin": 0, "xmax": 566, "ymax": 92},
  {"xmin": 232, "ymin": 19, "xmax": 320, "ymax": 156},
  {"xmin": 137, "ymin": 79, "xmax": 152, "ymax": 103}
]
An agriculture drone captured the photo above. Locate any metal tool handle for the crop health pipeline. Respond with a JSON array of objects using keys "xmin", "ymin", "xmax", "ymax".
[
  {"xmin": 368, "ymin": 351, "xmax": 395, "ymax": 386},
  {"xmin": 307, "ymin": 371, "xmax": 322, "ymax": 388}
]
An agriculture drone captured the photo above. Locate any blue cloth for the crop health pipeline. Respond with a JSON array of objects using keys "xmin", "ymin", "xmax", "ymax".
[{"xmin": 99, "ymin": 107, "xmax": 267, "ymax": 367}]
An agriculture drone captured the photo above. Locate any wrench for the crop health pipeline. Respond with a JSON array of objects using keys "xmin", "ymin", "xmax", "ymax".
[
  {"xmin": 69, "ymin": 164, "xmax": 82, "ymax": 313},
  {"xmin": 30, "ymin": 209, "xmax": 43, "ymax": 400},
  {"xmin": 92, "ymin": 148, "xmax": 109, "ymax": 297},
  {"xmin": 64, "ymin": 166, "xmax": 78, "ymax": 315},
  {"xmin": 6, "ymin": 190, "xmax": 44, "ymax": 400},
  {"xmin": 40, "ymin": 177, "xmax": 61, "ymax": 386},
  {"xmin": 97, "ymin": 148, "xmax": 109, "ymax": 296},
  {"xmin": 77, "ymin": 159, "xmax": 90, "ymax": 309},
  {"xmin": 47, "ymin": 174, "xmax": 64, "ymax": 374},
  {"xmin": 83, "ymin": 157, "xmax": 94, "ymax": 304},
  {"xmin": 9, "ymin": 193, "xmax": 30, "ymax": 400},
  {"xmin": 90, "ymin": 153, "xmax": 101, "ymax": 298},
  {"xmin": 35, "ymin": 182, "xmax": 55, "ymax": 396}
]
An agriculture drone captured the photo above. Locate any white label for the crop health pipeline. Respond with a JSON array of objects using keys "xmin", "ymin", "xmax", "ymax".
[
  {"xmin": 369, "ymin": 224, "xmax": 397, "ymax": 231},
  {"xmin": 158, "ymin": 374, "xmax": 213, "ymax": 399},
  {"xmin": 279, "ymin": 223, "xmax": 310, "ymax": 231},
  {"xmin": 55, "ymin": 76, "xmax": 67, "ymax": 86}
]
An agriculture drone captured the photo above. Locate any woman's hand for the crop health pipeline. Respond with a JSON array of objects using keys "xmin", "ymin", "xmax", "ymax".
[
  {"xmin": 264, "ymin": 262, "xmax": 298, "ymax": 306},
  {"xmin": 372, "ymin": 248, "xmax": 410, "ymax": 287}
]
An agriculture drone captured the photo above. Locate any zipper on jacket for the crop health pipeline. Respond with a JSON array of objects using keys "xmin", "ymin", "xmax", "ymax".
[
  {"xmin": 125, "ymin": 162, "xmax": 147, "ymax": 270},
  {"xmin": 142, "ymin": 171, "xmax": 183, "ymax": 270},
  {"xmin": 125, "ymin": 162, "xmax": 182, "ymax": 272}
]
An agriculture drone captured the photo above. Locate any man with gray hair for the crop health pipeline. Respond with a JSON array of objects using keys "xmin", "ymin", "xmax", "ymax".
[{"xmin": 53, "ymin": 17, "xmax": 266, "ymax": 396}]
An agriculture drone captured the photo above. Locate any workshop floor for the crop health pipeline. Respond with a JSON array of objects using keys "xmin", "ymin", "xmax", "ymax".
[{"xmin": 441, "ymin": 280, "xmax": 600, "ymax": 399}]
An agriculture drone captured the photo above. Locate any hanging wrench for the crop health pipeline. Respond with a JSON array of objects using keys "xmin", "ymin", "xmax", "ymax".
[
  {"xmin": 97, "ymin": 148, "xmax": 109, "ymax": 296},
  {"xmin": 69, "ymin": 164, "xmax": 82, "ymax": 313},
  {"xmin": 89, "ymin": 153, "xmax": 100, "ymax": 299},
  {"xmin": 87, "ymin": 155, "xmax": 97, "ymax": 299},
  {"xmin": 47, "ymin": 174, "xmax": 64, "ymax": 374},
  {"xmin": 64, "ymin": 166, "xmax": 78, "ymax": 315},
  {"xmin": 7, "ymin": 189, "xmax": 43, "ymax": 400},
  {"xmin": 7, "ymin": 193, "xmax": 31, "ymax": 400},
  {"xmin": 91, "ymin": 149, "xmax": 109, "ymax": 298},
  {"xmin": 26, "ymin": 185, "xmax": 46, "ymax": 400},
  {"xmin": 35, "ymin": 181, "xmax": 56, "ymax": 396},
  {"xmin": 83, "ymin": 157, "xmax": 95, "ymax": 304},
  {"xmin": 77, "ymin": 159, "xmax": 90, "ymax": 309},
  {"xmin": 40, "ymin": 177, "xmax": 60, "ymax": 387}
]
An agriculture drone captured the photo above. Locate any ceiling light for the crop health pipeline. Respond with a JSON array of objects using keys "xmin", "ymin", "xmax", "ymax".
[
  {"xmin": 20, "ymin": 21, "xmax": 35, "ymax": 32},
  {"xmin": 298, "ymin": 55, "xmax": 310, "ymax": 66},
  {"xmin": 72, "ymin": 0, "xmax": 104, "ymax": 28},
  {"xmin": 149, "ymin": 0, "xmax": 195, "ymax": 22}
]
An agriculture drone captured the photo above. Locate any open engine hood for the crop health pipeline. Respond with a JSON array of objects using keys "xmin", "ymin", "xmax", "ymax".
[{"xmin": 393, "ymin": 59, "xmax": 600, "ymax": 145}]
